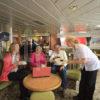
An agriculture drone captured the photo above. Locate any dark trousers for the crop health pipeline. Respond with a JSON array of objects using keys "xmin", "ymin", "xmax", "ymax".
[
  {"xmin": 78, "ymin": 68, "xmax": 98, "ymax": 100},
  {"xmin": 8, "ymin": 67, "xmax": 31, "ymax": 99},
  {"xmin": 51, "ymin": 64, "xmax": 67, "ymax": 89}
]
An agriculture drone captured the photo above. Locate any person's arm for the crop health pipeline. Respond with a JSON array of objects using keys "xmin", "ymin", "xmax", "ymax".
[
  {"xmin": 49, "ymin": 53, "xmax": 55, "ymax": 63},
  {"xmin": 67, "ymin": 45, "xmax": 89, "ymax": 64},
  {"xmin": 63, "ymin": 51, "xmax": 68, "ymax": 61},
  {"xmin": 42, "ymin": 52, "xmax": 47, "ymax": 65},
  {"xmin": 67, "ymin": 58, "xmax": 87, "ymax": 64},
  {"xmin": 30, "ymin": 53, "xmax": 37, "ymax": 67}
]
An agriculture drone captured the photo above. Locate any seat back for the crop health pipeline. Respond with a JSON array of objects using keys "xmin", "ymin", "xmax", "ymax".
[
  {"xmin": 30, "ymin": 91, "xmax": 55, "ymax": 100},
  {"xmin": 0, "ymin": 59, "xmax": 3, "ymax": 75}
]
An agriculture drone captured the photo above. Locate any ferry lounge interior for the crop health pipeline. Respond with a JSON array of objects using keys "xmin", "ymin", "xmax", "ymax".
[{"xmin": 0, "ymin": 0, "xmax": 100, "ymax": 100}]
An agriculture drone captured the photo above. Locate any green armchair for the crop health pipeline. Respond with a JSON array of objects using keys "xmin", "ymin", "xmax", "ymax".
[{"xmin": 67, "ymin": 69, "xmax": 81, "ymax": 89}]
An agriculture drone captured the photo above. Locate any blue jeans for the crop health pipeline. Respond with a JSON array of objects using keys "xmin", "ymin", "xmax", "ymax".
[{"xmin": 51, "ymin": 64, "xmax": 67, "ymax": 89}]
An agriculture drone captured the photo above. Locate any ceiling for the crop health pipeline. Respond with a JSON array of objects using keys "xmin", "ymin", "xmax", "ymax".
[{"xmin": 0, "ymin": 0, "xmax": 100, "ymax": 34}]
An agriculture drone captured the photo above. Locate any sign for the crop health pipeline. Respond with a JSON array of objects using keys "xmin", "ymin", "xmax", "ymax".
[
  {"xmin": 0, "ymin": 41, "xmax": 2, "ymax": 49},
  {"xmin": 0, "ymin": 32, "xmax": 9, "ymax": 41}
]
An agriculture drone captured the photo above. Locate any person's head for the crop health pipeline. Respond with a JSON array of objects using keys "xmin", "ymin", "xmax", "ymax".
[
  {"xmin": 65, "ymin": 36, "xmax": 79, "ymax": 48},
  {"xmin": 32, "ymin": 39, "xmax": 35, "ymax": 42},
  {"xmin": 9, "ymin": 43, "xmax": 19, "ymax": 54},
  {"xmin": 54, "ymin": 44, "xmax": 61, "ymax": 52},
  {"xmin": 28, "ymin": 38, "xmax": 32, "ymax": 44},
  {"xmin": 35, "ymin": 46, "xmax": 42, "ymax": 54}
]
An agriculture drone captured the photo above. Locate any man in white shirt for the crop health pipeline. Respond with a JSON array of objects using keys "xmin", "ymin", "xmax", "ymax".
[
  {"xmin": 66, "ymin": 36, "xmax": 100, "ymax": 100},
  {"xmin": 50, "ymin": 44, "xmax": 68, "ymax": 94}
]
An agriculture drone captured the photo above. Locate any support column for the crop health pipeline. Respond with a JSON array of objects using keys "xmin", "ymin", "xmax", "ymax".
[
  {"xmin": 0, "ymin": 24, "xmax": 4, "ymax": 32},
  {"xmin": 49, "ymin": 23, "xmax": 57, "ymax": 50},
  {"xmin": 9, "ymin": 16, "xmax": 13, "ymax": 43},
  {"xmin": 6, "ymin": 16, "xmax": 13, "ymax": 43}
]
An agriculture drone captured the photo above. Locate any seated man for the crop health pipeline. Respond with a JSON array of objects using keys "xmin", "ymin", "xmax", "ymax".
[{"xmin": 49, "ymin": 44, "xmax": 68, "ymax": 94}]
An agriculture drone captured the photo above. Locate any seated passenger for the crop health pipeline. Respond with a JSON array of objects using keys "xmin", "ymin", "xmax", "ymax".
[
  {"xmin": 49, "ymin": 44, "xmax": 68, "ymax": 93},
  {"xmin": 0, "ymin": 43, "xmax": 30, "ymax": 100},
  {"xmin": 30, "ymin": 45, "xmax": 47, "ymax": 67},
  {"xmin": 0, "ymin": 43, "xmax": 20, "ymax": 81}
]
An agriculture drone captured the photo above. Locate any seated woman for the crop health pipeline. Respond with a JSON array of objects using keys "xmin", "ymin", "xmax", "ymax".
[
  {"xmin": 30, "ymin": 45, "xmax": 47, "ymax": 67},
  {"xmin": 0, "ymin": 43, "xmax": 30, "ymax": 100},
  {"xmin": 49, "ymin": 44, "xmax": 68, "ymax": 94},
  {"xmin": 0, "ymin": 43, "xmax": 20, "ymax": 81}
]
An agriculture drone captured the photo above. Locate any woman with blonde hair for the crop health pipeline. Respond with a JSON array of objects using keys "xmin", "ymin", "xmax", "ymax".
[
  {"xmin": 66, "ymin": 36, "xmax": 100, "ymax": 100},
  {"xmin": 0, "ymin": 43, "xmax": 20, "ymax": 81}
]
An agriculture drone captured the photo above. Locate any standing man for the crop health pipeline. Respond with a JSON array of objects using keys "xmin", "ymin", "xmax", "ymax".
[{"xmin": 65, "ymin": 36, "xmax": 100, "ymax": 100}]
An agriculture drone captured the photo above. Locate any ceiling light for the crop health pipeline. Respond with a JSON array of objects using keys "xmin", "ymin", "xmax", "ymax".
[
  {"xmin": 68, "ymin": 0, "xmax": 78, "ymax": 11},
  {"xmin": 96, "ymin": 25, "xmax": 100, "ymax": 28},
  {"xmin": 33, "ymin": 30, "xmax": 38, "ymax": 33},
  {"xmin": 69, "ymin": 5, "xmax": 78, "ymax": 11}
]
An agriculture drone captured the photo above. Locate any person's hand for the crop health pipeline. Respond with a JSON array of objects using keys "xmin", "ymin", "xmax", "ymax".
[
  {"xmin": 11, "ymin": 64, "xmax": 18, "ymax": 72},
  {"xmin": 12, "ymin": 64, "xmax": 17, "ymax": 68},
  {"xmin": 60, "ymin": 65, "xmax": 64, "ymax": 71},
  {"xmin": 53, "ymin": 56, "xmax": 60, "ymax": 60},
  {"xmin": 65, "ymin": 60, "xmax": 70, "ymax": 64},
  {"xmin": 18, "ymin": 61, "xmax": 27, "ymax": 65}
]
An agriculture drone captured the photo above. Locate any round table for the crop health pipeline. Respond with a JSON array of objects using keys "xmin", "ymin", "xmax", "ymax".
[{"xmin": 23, "ymin": 74, "xmax": 61, "ymax": 91}]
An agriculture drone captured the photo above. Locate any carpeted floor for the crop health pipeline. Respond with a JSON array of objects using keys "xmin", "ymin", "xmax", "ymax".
[{"xmin": 0, "ymin": 71, "xmax": 100, "ymax": 100}]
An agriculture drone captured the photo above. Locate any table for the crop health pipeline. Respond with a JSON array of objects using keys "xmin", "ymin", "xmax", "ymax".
[{"xmin": 23, "ymin": 74, "xmax": 61, "ymax": 91}]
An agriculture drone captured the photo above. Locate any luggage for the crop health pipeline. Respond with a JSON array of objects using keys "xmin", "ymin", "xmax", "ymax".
[{"xmin": 32, "ymin": 67, "xmax": 51, "ymax": 78}]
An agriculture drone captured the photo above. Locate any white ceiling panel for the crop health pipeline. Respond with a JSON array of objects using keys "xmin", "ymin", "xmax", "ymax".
[
  {"xmin": 70, "ymin": 4, "xmax": 100, "ymax": 26},
  {"xmin": 12, "ymin": 0, "xmax": 60, "ymax": 24},
  {"xmin": 34, "ymin": 0, "xmax": 62, "ymax": 17},
  {"xmin": 54, "ymin": 0, "xmax": 73, "ymax": 11},
  {"xmin": 65, "ymin": 0, "xmax": 100, "ymax": 17},
  {"xmin": 0, "ymin": 4, "xmax": 45, "ymax": 27},
  {"xmin": 0, "ymin": 0, "xmax": 100, "ymax": 33},
  {"xmin": 0, "ymin": 0, "xmax": 46, "ymax": 22},
  {"xmin": 0, "ymin": 0, "xmax": 59, "ymax": 24}
]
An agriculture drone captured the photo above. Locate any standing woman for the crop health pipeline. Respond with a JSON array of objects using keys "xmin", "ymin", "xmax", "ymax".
[{"xmin": 65, "ymin": 36, "xmax": 100, "ymax": 100}]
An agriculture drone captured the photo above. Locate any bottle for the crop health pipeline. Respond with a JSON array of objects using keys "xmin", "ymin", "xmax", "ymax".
[{"xmin": 76, "ymin": 81, "xmax": 79, "ymax": 92}]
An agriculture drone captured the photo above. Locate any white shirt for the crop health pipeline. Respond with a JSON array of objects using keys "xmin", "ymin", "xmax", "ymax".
[
  {"xmin": 50, "ymin": 50, "xmax": 68, "ymax": 66},
  {"xmin": 73, "ymin": 44, "xmax": 100, "ymax": 71},
  {"xmin": 11, "ymin": 53, "xmax": 19, "ymax": 72}
]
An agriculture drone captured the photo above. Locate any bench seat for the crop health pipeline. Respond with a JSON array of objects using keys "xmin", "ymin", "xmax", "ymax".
[{"xmin": 0, "ymin": 81, "xmax": 12, "ymax": 91}]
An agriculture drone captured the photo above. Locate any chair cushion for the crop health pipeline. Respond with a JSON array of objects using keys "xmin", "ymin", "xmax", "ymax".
[
  {"xmin": 0, "ymin": 59, "xmax": 3, "ymax": 75},
  {"xmin": 30, "ymin": 91, "xmax": 55, "ymax": 100},
  {"xmin": 0, "ymin": 81, "xmax": 12, "ymax": 91},
  {"xmin": 63, "ymin": 88, "xmax": 78, "ymax": 99},
  {"xmin": 67, "ymin": 70, "xmax": 81, "ymax": 81}
]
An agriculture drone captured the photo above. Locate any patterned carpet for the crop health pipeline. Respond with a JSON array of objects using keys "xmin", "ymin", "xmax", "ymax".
[{"xmin": 0, "ymin": 71, "xmax": 100, "ymax": 100}]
